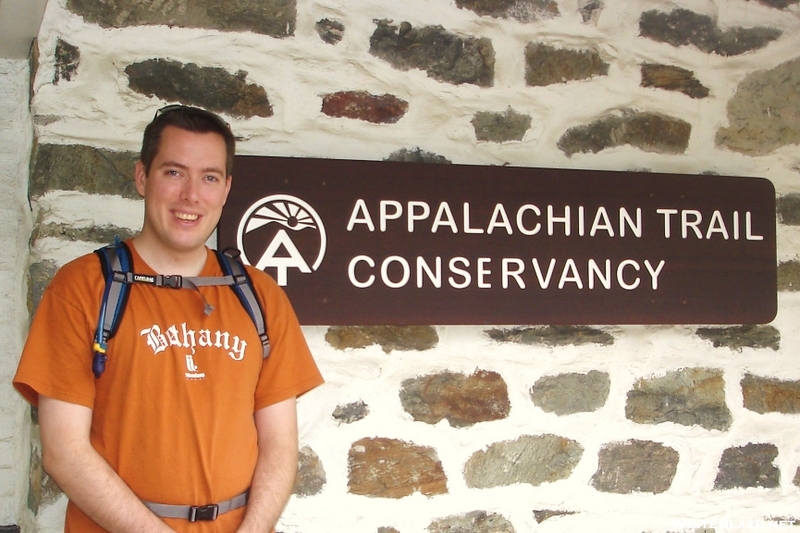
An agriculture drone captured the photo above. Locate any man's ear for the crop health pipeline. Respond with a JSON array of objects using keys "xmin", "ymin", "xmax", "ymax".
[{"xmin": 134, "ymin": 161, "xmax": 147, "ymax": 198}]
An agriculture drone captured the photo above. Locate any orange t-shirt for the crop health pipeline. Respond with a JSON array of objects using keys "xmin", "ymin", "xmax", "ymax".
[{"xmin": 14, "ymin": 243, "xmax": 324, "ymax": 532}]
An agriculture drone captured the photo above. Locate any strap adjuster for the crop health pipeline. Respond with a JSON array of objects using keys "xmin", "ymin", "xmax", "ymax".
[
  {"xmin": 161, "ymin": 275, "xmax": 182, "ymax": 289},
  {"xmin": 188, "ymin": 504, "xmax": 219, "ymax": 522}
]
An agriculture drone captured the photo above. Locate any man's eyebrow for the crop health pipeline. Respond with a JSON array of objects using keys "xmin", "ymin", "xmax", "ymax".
[{"xmin": 157, "ymin": 161, "xmax": 225, "ymax": 174}]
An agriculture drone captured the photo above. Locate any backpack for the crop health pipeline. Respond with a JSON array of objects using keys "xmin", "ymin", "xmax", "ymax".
[{"xmin": 91, "ymin": 238, "xmax": 270, "ymax": 378}]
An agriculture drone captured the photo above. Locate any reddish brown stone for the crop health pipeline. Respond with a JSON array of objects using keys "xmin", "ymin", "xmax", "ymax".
[
  {"xmin": 348, "ymin": 437, "xmax": 448, "ymax": 498},
  {"xmin": 640, "ymin": 63, "xmax": 709, "ymax": 99},
  {"xmin": 742, "ymin": 374, "xmax": 800, "ymax": 414},
  {"xmin": 321, "ymin": 91, "xmax": 408, "ymax": 124}
]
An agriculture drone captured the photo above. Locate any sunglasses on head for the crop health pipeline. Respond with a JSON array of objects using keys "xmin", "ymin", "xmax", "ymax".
[{"xmin": 153, "ymin": 104, "xmax": 231, "ymax": 130}]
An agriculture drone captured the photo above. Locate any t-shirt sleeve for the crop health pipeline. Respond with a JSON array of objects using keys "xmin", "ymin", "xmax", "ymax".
[
  {"xmin": 250, "ymin": 270, "xmax": 324, "ymax": 410},
  {"xmin": 13, "ymin": 258, "xmax": 99, "ymax": 409}
]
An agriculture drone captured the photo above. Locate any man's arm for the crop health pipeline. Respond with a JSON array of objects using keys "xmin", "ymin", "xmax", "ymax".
[
  {"xmin": 237, "ymin": 397, "xmax": 299, "ymax": 533},
  {"xmin": 38, "ymin": 396, "xmax": 175, "ymax": 533}
]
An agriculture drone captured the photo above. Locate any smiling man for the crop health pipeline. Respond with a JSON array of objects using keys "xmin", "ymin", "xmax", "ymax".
[{"xmin": 14, "ymin": 105, "xmax": 324, "ymax": 533}]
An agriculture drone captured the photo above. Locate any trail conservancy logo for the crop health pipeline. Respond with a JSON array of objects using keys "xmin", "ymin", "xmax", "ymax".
[{"xmin": 237, "ymin": 194, "xmax": 327, "ymax": 286}]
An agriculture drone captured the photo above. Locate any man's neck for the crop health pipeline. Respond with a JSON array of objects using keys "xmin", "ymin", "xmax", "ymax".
[{"xmin": 130, "ymin": 235, "xmax": 208, "ymax": 277}]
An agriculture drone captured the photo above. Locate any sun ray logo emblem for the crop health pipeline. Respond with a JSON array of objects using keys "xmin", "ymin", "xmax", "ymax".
[{"xmin": 236, "ymin": 194, "xmax": 327, "ymax": 286}]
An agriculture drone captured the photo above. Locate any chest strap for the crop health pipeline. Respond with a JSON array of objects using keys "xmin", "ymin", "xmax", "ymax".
[{"xmin": 142, "ymin": 490, "xmax": 249, "ymax": 522}]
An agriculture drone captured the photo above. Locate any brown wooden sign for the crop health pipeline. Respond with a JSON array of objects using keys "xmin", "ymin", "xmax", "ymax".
[{"xmin": 218, "ymin": 156, "xmax": 777, "ymax": 325}]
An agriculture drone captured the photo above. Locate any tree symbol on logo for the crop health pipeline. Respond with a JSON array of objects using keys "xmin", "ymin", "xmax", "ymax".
[{"xmin": 237, "ymin": 195, "xmax": 327, "ymax": 286}]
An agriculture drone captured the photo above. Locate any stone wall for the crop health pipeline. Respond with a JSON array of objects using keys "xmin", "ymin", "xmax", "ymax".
[
  {"xmin": 0, "ymin": 58, "xmax": 34, "ymax": 533},
  {"xmin": 5, "ymin": 0, "xmax": 800, "ymax": 531}
]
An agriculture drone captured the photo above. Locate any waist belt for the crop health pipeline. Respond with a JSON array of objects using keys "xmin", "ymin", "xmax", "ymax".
[{"xmin": 143, "ymin": 490, "xmax": 249, "ymax": 522}]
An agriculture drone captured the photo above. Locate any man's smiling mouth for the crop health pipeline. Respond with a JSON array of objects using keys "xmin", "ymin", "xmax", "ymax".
[{"xmin": 175, "ymin": 212, "xmax": 199, "ymax": 221}]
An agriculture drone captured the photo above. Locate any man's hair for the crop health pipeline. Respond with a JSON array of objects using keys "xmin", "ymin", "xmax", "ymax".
[{"xmin": 140, "ymin": 105, "xmax": 235, "ymax": 176}]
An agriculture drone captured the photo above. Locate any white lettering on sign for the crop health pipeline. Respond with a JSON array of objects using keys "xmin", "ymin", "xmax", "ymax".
[
  {"xmin": 656, "ymin": 209, "xmax": 763, "ymax": 240},
  {"xmin": 347, "ymin": 255, "xmax": 666, "ymax": 291},
  {"xmin": 346, "ymin": 200, "xmax": 644, "ymax": 237},
  {"xmin": 340, "ymin": 199, "xmax": 767, "ymax": 298}
]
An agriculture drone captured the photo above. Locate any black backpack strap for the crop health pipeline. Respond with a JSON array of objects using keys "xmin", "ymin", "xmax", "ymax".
[
  {"xmin": 216, "ymin": 248, "xmax": 271, "ymax": 359},
  {"xmin": 93, "ymin": 239, "xmax": 133, "ymax": 378}
]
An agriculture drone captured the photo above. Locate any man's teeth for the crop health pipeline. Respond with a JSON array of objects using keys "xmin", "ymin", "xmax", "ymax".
[{"xmin": 176, "ymin": 212, "xmax": 198, "ymax": 221}]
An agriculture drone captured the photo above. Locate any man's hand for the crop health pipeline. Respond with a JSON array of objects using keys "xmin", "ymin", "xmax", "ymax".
[
  {"xmin": 39, "ymin": 395, "xmax": 176, "ymax": 533},
  {"xmin": 236, "ymin": 397, "xmax": 299, "ymax": 533}
]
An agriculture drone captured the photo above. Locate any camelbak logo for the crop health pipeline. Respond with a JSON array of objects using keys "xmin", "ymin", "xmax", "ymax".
[{"xmin": 237, "ymin": 194, "xmax": 327, "ymax": 286}]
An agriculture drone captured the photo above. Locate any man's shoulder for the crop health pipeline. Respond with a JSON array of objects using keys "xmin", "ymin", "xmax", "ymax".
[
  {"xmin": 55, "ymin": 250, "xmax": 105, "ymax": 280},
  {"xmin": 243, "ymin": 263, "xmax": 279, "ymax": 288},
  {"xmin": 46, "ymin": 250, "xmax": 106, "ymax": 298}
]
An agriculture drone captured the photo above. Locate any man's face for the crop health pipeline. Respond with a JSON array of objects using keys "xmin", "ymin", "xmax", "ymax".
[{"xmin": 135, "ymin": 125, "xmax": 232, "ymax": 255}]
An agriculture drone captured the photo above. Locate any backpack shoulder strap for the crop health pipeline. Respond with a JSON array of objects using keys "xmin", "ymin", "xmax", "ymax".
[
  {"xmin": 215, "ymin": 248, "xmax": 271, "ymax": 359},
  {"xmin": 92, "ymin": 239, "xmax": 134, "ymax": 378}
]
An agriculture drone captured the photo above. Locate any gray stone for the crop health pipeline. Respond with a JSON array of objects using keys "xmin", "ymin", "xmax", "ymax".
[
  {"xmin": 325, "ymin": 325, "xmax": 439, "ymax": 353},
  {"xmin": 695, "ymin": 325, "xmax": 780, "ymax": 351},
  {"xmin": 36, "ymin": 223, "xmax": 136, "ymax": 245},
  {"xmin": 625, "ymin": 367, "xmax": 732, "ymax": 431},
  {"xmin": 778, "ymin": 261, "xmax": 800, "ymax": 292},
  {"xmin": 639, "ymin": 9, "xmax": 781, "ymax": 56},
  {"xmin": 591, "ymin": 439, "xmax": 679, "ymax": 494},
  {"xmin": 125, "ymin": 60, "xmax": 273, "ymax": 119},
  {"xmin": 67, "ymin": 0, "xmax": 295, "ymax": 37},
  {"xmin": 641, "ymin": 63, "xmax": 709, "ymax": 99},
  {"xmin": 316, "ymin": 18, "xmax": 344, "ymax": 44},
  {"xmin": 531, "ymin": 370, "xmax": 610, "ymax": 415},
  {"xmin": 428, "ymin": 511, "xmax": 515, "ymax": 533},
  {"xmin": 54, "ymin": 38, "xmax": 79, "ymax": 84},
  {"xmin": 26, "ymin": 435, "xmax": 42, "ymax": 515},
  {"xmin": 486, "ymin": 325, "xmax": 614, "ymax": 347},
  {"xmin": 400, "ymin": 370, "xmax": 511, "ymax": 427},
  {"xmin": 348, "ymin": 437, "xmax": 448, "ymax": 498},
  {"xmin": 778, "ymin": 194, "xmax": 800, "ymax": 225},
  {"xmin": 578, "ymin": 0, "xmax": 603, "ymax": 23},
  {"xmin": 293, "ymin": 446, "xmax": 326, "ymax": 497},
  {"xmin": 26, "ymin": 422, "xmax": 61, "ymax": 516},
  {"xmin": 741, "ymin": 374, "xmax": 800, "ymax": 414},
  {"xmin": 321, "ymin": 91, "xmax": 408, "ymax": 124},
  {"xmin": 464, "ymin": 434, "xmax": 583, "ymax": 488},
  {"xmin": 716, "ymin": 57, "xmax": 800, "ymax": 156},
  {"xmin": 385, "ymin": 148, "xmax": 452, "ymax": 164},
  {"xmin": 524, "ymin": 43, "xmax": 608, "ymax": 87},
  {"xmin": 533, "ymin": 509, "xmax": 575, "ymax": 523},
  {"xmin": 28, "ymin": 260, "xmax": 58, "ymax": 315},
  {"xmin": 332, "ymin": 401, "xmax": 369, "ymax": 424},
  {"xmin": 557, "ymin": 110, "xmax": 691, "ymax": 156},
  {"xmin": 456, "ymin": 0, "xmax": 559, "ymax": 22},
  {"xmin": 794, "ymin": 466, "xmax": 800, "ymax": 487},
  {"xmin": 30, "ymin": 144, "xmax": 139, "ymax": 199},
  {"xmin": 472, "ymin": 108, "xmax": 531, "ymax": 142},
  {"xmin": 714, "ymin": 443, "xmax": 780, "ymax": 490},
  {"xmin": 370, "ymin": 20, "xmax": 495, "ymax": 87},
  {"xmin": 755, "ymin": 0, "xmax": 800, "ymax": 6}
]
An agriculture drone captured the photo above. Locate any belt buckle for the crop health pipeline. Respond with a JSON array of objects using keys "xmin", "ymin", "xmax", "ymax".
[{"xmin": 189, "ymin": 504, "xmax": 219, "ymax": 522}]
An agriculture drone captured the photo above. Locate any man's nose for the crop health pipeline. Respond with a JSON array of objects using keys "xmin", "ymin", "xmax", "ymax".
[{"xmin": 180, "ymin": 177, "xmax": 200, "ymax": 202}]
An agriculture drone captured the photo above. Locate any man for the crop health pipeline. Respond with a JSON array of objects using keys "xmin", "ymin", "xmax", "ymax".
[{"xmin": 14, "ymin": 105, "xmax": 324, "ymax": 532}]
